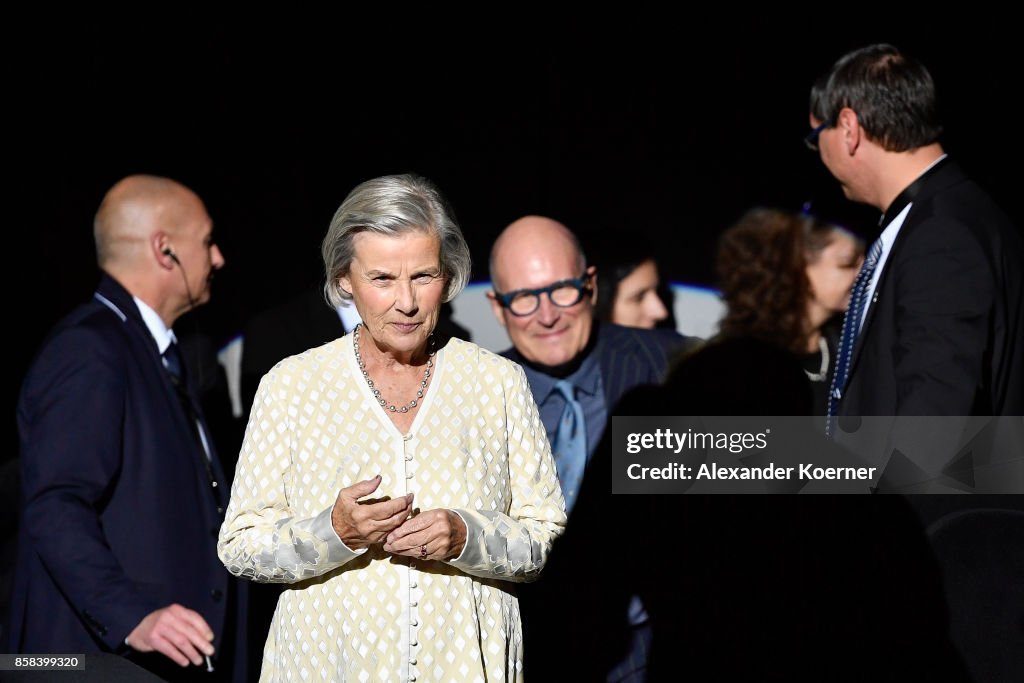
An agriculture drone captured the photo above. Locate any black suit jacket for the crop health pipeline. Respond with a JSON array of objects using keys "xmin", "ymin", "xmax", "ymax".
[
  {"xmin": 5, "ymin": 274, "xmax": 248, "ymax": 682},
  {"xmin": 841, "ymin": 160, "xmax": 1024, "ymax": 417},
  {"xmin": 834, "ymin": 161, "xmax": 1024, "ymax": 493}
]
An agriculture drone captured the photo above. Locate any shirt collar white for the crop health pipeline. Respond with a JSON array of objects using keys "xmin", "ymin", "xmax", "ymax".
[{"xmin": 133, "ymin": 296, "xmax": 177, "ymax": 354}]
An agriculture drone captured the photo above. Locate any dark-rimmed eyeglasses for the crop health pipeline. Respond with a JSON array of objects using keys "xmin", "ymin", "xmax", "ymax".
[
  {"xmin": 493, "ymin": 273, "xmax": 592, "ymax": 317},
  {"xmin": 804, "ymin": 118, "xmax": 835, "ymax": 151}
]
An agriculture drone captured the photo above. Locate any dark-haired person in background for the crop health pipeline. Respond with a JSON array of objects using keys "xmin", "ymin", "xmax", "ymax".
[{"xmin": 589, "ymin": 237, "xmax": 673, "ymax": 330}]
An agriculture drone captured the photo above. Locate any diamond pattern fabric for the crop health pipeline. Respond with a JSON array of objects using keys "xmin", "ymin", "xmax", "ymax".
[{"xmin": 219, "ymin": 335, "xmax": 566, "ymax": 682}]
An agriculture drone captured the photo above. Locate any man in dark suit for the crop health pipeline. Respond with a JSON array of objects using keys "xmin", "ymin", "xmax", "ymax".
[
  {"xmin": 487, "ymin": 215, "xmax": 699, "ymax": 682},
  {"xmin": 5, "ymin": 175, "xmax": 248, "ymax": 681},
  {"xmin": 809, "ymin": 45, "xmax": 1024, "ymax": 491}
]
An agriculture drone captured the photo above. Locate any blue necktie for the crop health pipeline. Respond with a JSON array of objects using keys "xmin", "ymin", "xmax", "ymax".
[
  {"xmin": 163, "ymin": 340, "xmax": 211, "ymax": 460},
  {"xmin": 552, "ymin": 379, "xmax": 587, "ymax": 513},
  {"xmin": 162, "ymin": 340, "xmax": 185, "ymax": 387},
  {"xmin": 827, "ymin": 237, "xmax": 884, "ymax": 436}
]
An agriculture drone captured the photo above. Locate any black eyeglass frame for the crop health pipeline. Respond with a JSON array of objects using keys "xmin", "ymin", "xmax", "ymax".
[
  {"xmin": 804, "ymin": 117, "xmax": 836, "ymax": 151},
  {"xmin": 492, "ymin": 272, "xmax": 593, "ymax": 317}
]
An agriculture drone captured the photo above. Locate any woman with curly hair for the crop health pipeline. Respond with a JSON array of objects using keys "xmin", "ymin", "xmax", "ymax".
[{"xmin": 715, "ymin": 207, "xmax": 864, "ymax": 414}]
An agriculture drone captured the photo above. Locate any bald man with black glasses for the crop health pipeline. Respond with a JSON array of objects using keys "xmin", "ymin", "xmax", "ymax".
[{"xmin": 488, "ymin": 215, "xmax": 700, "ymax": 682}]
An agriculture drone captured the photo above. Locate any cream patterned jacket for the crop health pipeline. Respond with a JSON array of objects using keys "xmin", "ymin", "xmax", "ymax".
[{"xmin": 218, "ymin": 335, "xmax": 567, "ymax": 682}]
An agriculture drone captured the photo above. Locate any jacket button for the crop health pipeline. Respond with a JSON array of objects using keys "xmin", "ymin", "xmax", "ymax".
[{"xmin": 210, "ymin": 589, "xmax": 223, "ymax": 602}]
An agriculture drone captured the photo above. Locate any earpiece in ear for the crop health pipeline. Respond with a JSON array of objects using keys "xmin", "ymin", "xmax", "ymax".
[{"xmin": 162, "ymin": 248, "xmax": 173, "ymax": 256}]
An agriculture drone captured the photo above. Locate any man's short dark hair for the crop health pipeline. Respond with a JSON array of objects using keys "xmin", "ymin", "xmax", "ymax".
[{"xmin": 810, "ymin": 43, "xmax": 943, "ymax": 152}]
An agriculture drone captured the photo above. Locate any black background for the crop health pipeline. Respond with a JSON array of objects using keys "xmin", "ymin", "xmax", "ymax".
[{"xmin": 7, "ymin": 19, "xmax": 1021, "ymax": 454}]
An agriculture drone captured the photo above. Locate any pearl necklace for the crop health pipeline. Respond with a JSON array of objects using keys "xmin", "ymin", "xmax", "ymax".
[
  {"xmin": 804, "ymin": 336, "xmax": 829, "ymax": 382},
  {"xmin": 352, "ymin": 323, "xmax": 434, "ymax": 413}
]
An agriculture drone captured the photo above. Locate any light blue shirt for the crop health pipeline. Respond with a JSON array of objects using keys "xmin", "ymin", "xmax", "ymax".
[{"xmin": 519, "ymin": 350, "xmax": 606, "ymax": 461}]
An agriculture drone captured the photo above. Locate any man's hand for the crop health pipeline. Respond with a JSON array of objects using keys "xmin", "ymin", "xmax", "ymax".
[{"xmin": 125, "ymin": 604, "xmax": 214, "ymax": 667}]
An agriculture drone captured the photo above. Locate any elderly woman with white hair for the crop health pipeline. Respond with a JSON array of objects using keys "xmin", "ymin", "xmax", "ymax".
[{"xmin": 218, "ymin": 173, "xmax": 566, "ymax": 682}]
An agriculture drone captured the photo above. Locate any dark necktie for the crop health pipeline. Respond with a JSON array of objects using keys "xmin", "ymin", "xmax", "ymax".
[
  {"xmin": 827, "ymin": 237, "xmax": 883, "ymax": 436},
  {"xmin": 552, "ymin": 379, "xmax": 587, "ymax": 513},
  {"xmin": 162, "ymin": 339, "xmax": 222, "ymax": 506},
  {"xmin": 162, "ymin": 340, "xmax": 185, "ymax": 388}
]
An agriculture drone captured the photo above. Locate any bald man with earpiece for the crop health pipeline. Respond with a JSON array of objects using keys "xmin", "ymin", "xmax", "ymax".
[{"xmin": 6, "ymin": 175, "xmax": 248, "ymax": 682}]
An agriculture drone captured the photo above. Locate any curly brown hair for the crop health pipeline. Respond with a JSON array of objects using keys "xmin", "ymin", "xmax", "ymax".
[{"xmin": 715, "ymin": 208, "xmax": 842, "ymax": 355}]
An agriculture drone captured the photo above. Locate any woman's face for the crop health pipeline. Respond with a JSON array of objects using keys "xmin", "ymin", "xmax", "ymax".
[
  {"xmin": 611, "ymin": 260, "xmax": 669, "ymax": 329},
  {"xmin": 805, "ymin": 230, "xmax": 863, "ymax": 320},
  {"xmin": 340, "ymin": 230, "xmax": 446, "ymax": 359}
]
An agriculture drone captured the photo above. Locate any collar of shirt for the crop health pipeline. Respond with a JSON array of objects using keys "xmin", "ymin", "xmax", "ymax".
[
  {"xmin": 521, "ymin": 349, "xmax": 602, "ymax": 407},
  {"xmin": 858, "ymin": 204, "xmax": 909, "ymax": 332},
  {"xmin": 878, "ymin": 202, "xmax": 911, "ymax": 256},
  {"xmin": 133, "ymin": 296, "xmax": 177, "ymax": 353},
  {"xmin": 522, "ymin": 347, "xmax": 607, "ymax": 461}
]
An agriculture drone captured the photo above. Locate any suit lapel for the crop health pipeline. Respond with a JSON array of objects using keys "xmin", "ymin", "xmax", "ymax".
[
  {"xmin": 595, "ymin": 324, "xmax": 647, "ymax": 406},
  {"xmin": 96, "ymin": 274, "xmax": 168, "ymax": 376},
  {"xmin": 846, "ymin": 162, "xmax": 965, "ymax": 377},
  {"xmin": 96, "ymin": 273, "xmax": 223, "ymax": 488}
]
